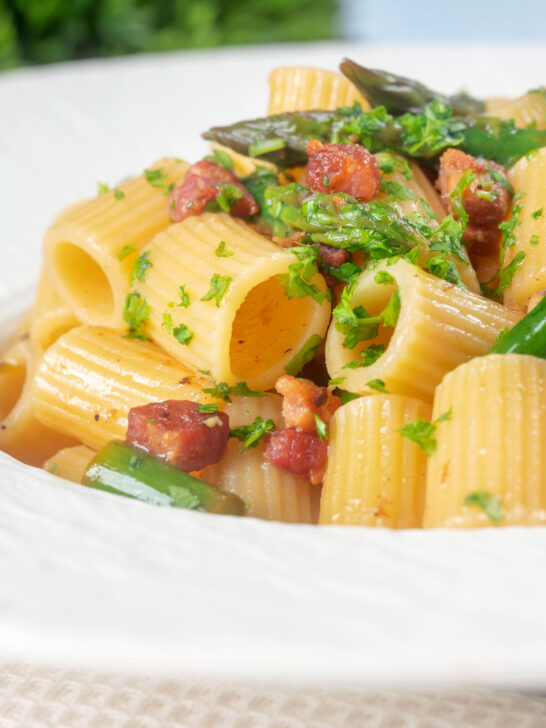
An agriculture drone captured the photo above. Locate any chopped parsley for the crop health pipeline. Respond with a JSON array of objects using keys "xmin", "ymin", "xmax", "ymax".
[
  {"xmin": 464, "ymin": 490, "xmax": 504, "ymax": 525},
  {"xmin": 532, "ymin": 208, "xmax": 543, "ymax": 219},
  {"xmin": 530, "ymin": 234, "xmax": 540, "ymax": 246},
  {"xmin": 144, "ymin": 168, "xmax": 174, "ymax": 196},
  {"xmin": 374, "ymin": 271, "xmax": 395, "ymax": 285},
  {"xmin": 197, "ymin": 403, "xmax": 220, "ymax": 414},
  {"xmin": 314, "ymin": 413, "xmax": 329, "ymax": 441},
  {"xmin": 116, "ymin": 243, "xmax": 136, "ymax": 261},
  {"xmin": 498, "ymin": 192, "xmax": 524, "ymax": 266},
  {"xmin": 230, "ymin": 416, "xmax": 275, "ymax": 452},
  {"xmin": 177, "ymin": 284, "xmax": 190, "ymax": 308},
  {"xmin": 338, "ymin": 389, "xmax": 359, "ymax": 404},
  {"xmin": 97, "ymin": 182, "xmax": 109, "ymax": 196},
  {"xmin": 162, "ymin": 312, "xmax": 173, "ymax": 335},
  {"xmin": 249, "ymin": 137, "xmax": 286, "ymax": 157},
  {"xmin": 215, "ymin": 241, "xmax": 233, "ymax": 257},
  {"xmin": 130, "ymin": 251, "xmax": 152, "ymax": 285},
  {"xmin": 380, "ymin": 180, "xmax": 417, "ymax": 202},
  {"xmin": 278, "ymin": 245, "xmax": 328, "ymax": 305},
  {"xmin": 215, "ymin": 184, "xmax": 244, "ymax": 212},
  {"xmin": 173, "ymin": 324, "xmax": 193, "ymax": 346},
  {"xmin": 284, "ymin": 334, "xmax": 323, "ymax": 376},
  {"xmin": 483, "ymin": 251, "xmax": 526, "ymax": 299},
  {"xmin": 376, "ymin": 152, "xmax": 413, "ymax": 179},
  {"xmin": 397, "ymin": 408, "xmax": 452, "ymax": 456},
  {"xmin": 333, "ymin": 281, "xmax": 381, "ymax": 349},
  {"xmin": 122, "ymin": 292, "xmax": 150, "ymax": 340},
  {"xmin": 344, "ymin": 344, "xmax": 386, "ymax": 369},
  {"xmin": 328, "ymin": 377, "xmax": 346, "ymax": 387},
  {"xmin": 448, "ymin": 169, "xmax": 475, "ymax": 228},
  {"xmin": 47, "ymin": 462, "xmax": 58, "ymax": 474},
  {"xmin": 200, "ymin": 274, "xmax": 233, "ymax": 306},
  {"xmin": 198, "ymin": 371, "xmax": 267, "ymax": 403},
  {"xmin": 366, "ymin": 378, "xmax": 388, "ymax": 393},
  {"xmin": 381, "ymin": 289, "xmax": 401, "ymax": 328},
  {"xmin": 204, "ymin": 148, "xmax": 235, "ymax": 170},
  {"xmin": 113, "ymin": 188, "xmax": 125, "ymax": 201}
]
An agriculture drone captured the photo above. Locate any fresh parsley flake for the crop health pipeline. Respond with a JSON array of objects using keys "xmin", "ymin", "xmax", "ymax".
[
  {"xmin": 278, "ymin": 245, "xmax": 328, "ymax": 305},
  {"xmin": 116, "ymin": 243, "xmax": 136, "ymax": 261},
  {"xmin": 122, "ymin": 292, "xmax": 150, "ymax": 340},
  {"xmin": 530, "ymin": 234, "xmax": 540, "ymax": 246},
  {"xmin": 197, "ymin": 403, "xmax": 220, "ymax": 414},
  {"xmin": 333, "ymin": 281, "xmax": 382, "ymax": 349},
  {"xmin": 381, "ymin": 289, "xmax": 401, "ymax": 328},
  {"xmin": 338, "ymin": 389, "xmax": 359, "ymax": 404},
  {"xmin": 48, "ymin": 462, "xmax": 58, "ymax": 474},
  {"xmin": 397, "ymin": 408, "xmax": 452, "ymax": 456},
  {"xmin": 200, "ymin": 274, "xmax": 233, "ymax": 306},
  {"xmin": 314, "ymin": 413, "xmax": 329, "ymax": 441},
  {"xmin": 198, "ymin": 371, "xmax": 266, "ymax": 403},
  {"xmin": 484, "ymin": 251, "xmax": 526, "ymax": 299},
  {"xmin": 375, "ymin": 271, "xmax": 395, "ymax": 285},
  {"xmin": 449, "ymin": 169, "xmax": 475, "ymax": 228},
  {"xmin": 177, "ymin": 284, "xmax": 190, "ymax": 308},
  {"xmin": 215, "ymin": 184, "xmax": 244, "ymax": 212},
  {"xmin": 464, "ymin": 490, "xmax": 504, "ymax": 525},
  {"xmin": 532, "ymin": 208, "xmax": 543, "ymax": 219},
  {"xmin": 344, "ymin": 344, "xmax": 386, "ymax": 369},
  {"xmin": 230, "ymin": 416, "xmax": 275, "ymax": 452},
  {"xmin": 380, "ymin": 180, "xmax": 418, "ymax": 202},
  {"xmin": 162, "ymin": 313, "xmax": 173, "ymax": 335},
  {"xmin": 113, "ymin": 188, "xmax": 125, "ymax": 201},
  {"xmin": 215, "ymin": 241, "xmax": 233, "ymax": 257},
  {"xmin": 328, "ymin": 377, "xmax": 346, "ymax": 386},
  {"xmin": 144, "ymin": 168, "xmax": 174, "ymax": 196},
  {"xmin": 147, "ymin": 418, "xmax": 156, "ymax": 424},
  {"xmin": 284, "ymin": 334, "xmax": 322, "ymax": 376},
  {"xmin": 204, "ymin": 148, "xmax": 235, "ymax": 170},
  {"xmin": 366, "ymin": 378, "xmax": 388, "ymax": 393},
  {"xmin": 97, "ymin": 182, "xmax": 109, "ymax": 196},
  {"xmin": 130, "ymin": 251, "xmax": 152, "ymax": 285},
  {"xmin": 173, "ymin": 324, "xmax": 193, "ymax": 346}
]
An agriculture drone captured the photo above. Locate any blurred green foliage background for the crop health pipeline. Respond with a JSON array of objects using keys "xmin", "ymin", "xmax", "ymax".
[{"xmin": 0, "ymin": 0, "xmax": 339, "ymax": 70}]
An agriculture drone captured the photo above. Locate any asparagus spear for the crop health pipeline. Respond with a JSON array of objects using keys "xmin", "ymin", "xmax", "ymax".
[
  {"xmin": 490, "ymin": 296, "xmax": 546, "ymax": 357},
  {"xmin": 203, "ymin": 106, "xmax": 546, "ymax": 168},
  {"xmin": 82, "ymin": 440, "xmax": 247, "ymax": 516},
  {"xmin": 339, "ymin": 59, "xmax": 486, "ymax": 116}
]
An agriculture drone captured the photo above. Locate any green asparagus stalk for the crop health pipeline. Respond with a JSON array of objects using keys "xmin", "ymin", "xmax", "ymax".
[
  {"xmin": 490, "ymin": 296, "xmax": 546, "ymax": 357},
  {"xmin": 203, "ymin": 105, "xmax": 546, "ymax": 169},
  {"xmin": 82, "ymin": 440, "xmax": 247, "ymax": 516},
  {"xmin": 339, "ymin": 59, "xmax": 486, "ymax": 116}
]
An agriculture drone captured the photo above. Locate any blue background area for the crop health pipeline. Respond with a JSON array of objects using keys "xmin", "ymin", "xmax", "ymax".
[{"xmin": 341, "ymin": 0, "xmax": 546, "ymax": 41}]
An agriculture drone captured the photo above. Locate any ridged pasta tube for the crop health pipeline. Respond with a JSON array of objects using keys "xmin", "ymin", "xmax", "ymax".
[
  {"xmin": 319, "ymin": 394, "xmax": 431, "ymax": 527},
  {"xmin": 30, "ymin": 325, "xmax": 212, "ymax": 451},
  {"xmin": 30, "ymin": 270, "xmax": 81, "ymax": 350},
  {"xmin": 325, "ymin": 258, "xmax": 521, "ymax": 402},
  {"xmin": 43, "ymin": 445, "xmax": 96, "ymax": 484},
  {"xmin": 268, "ymin": 67, "xmax": 370, "ymax": 115},
  {"xmin": 134, "ymin": 213, "xmax": 331, "ymax": 391},
  {"xmin": 486, "ymin": 91, "xmax": 546, "ymax": 130},
  {"xmin": 424, "ymin": 354, "xmax": 546, "ymax": 528},
  {"xmin": 505, "ymin": 147, "xmax": 546, "ymax": 309},
  {"xmin": 43, "ymin": 157, "xmax": 189, "ymax": 329},
  {"xmin": 0, "ymin": 339, "xmax": 76, "ymax": 465},
  {"xmin": 377, "ymin": 153, "xmax": 479, "ymax": 293},
  {"xmin": 202, "ymin": 395, "xmax": 319, "ymax": 523}
]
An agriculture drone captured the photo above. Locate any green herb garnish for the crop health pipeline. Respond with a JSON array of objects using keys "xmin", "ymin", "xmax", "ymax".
[
  {"xmin": 215, "ymin": 241, "xmax": 233, "ymax": 257},
  {"xmin": 130, "ymin": 251, "xmax": 152, "ymax": 285},
  {"xmin": 314, "ymin": 413, "xmax": 329, "ymax": 441},
  {"xmin": 230, "ymin": 416, "xmax": 275, "ymax": 452},
  {"xmin": 464, "ymin": 490, "xmax": 504, "ymax": 525},
  {"xmin": 284, "ymin": 334, "xmax": 323, "ymax": 376},
  {"xmin": 123, "ymin": 292, "xmax": 150, "ymax": 340},
  {"xmin": 200, "ymin": 274, "xmax": 233, "ymax": 306},
  {"xmin": 397, "ymin": 408, "xmax": 452, "ymax": 456},
  {"xmin": 173, "ymin": 324, "xmax": 193, "ymax": 346},
  {"xmin": 116, "ymin": 243, "xmax": 136, "ymax": 261}
]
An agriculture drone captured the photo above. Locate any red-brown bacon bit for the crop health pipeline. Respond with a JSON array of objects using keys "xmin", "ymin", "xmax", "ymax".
[
  {"xmin": 126, "ymin": 400, "xmax": 229, "ymax": 472},
  {"xmin": 436, "ymin": 148, "xmax": 511, "ymax": 256},
  {"xmin": 305, "ymin": 139, "xmax": 381, "ymax": 201},
  {"xmin": 275, "ymin": 374, "xmax": 341, "ymax": 431},
  {"xmin": 264, "ymin": 427, "xmax": 328, "ymax": 485},
  {"xmin": 168, "ymin": 160, "xmax": 258, "ymax": 222}
]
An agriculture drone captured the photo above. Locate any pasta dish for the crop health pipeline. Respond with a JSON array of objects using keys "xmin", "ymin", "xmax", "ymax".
[{"xmin": 2, "ymin": 60, "xmax": 546, "ymax": 528}]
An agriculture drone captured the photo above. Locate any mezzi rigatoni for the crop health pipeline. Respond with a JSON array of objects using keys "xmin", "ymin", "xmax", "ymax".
[
  {"xmin": 325, "ymin": 258, "xmax": 521, "ymax": 402},
  {"xmin": 30, "ymin": 270, "xmax": 81, "ymax": 350},
  {"xmin": 202, "ymin": 395, "xmax": 319, "ymax": 524},
  {"xmin": 43, "ymin": 157, "xmax": 189, "ymax": 329},
  {"xmin": 30, "ymin": 325, "xmax": 214, "ymax": 451},
  {"xmin": 0, "ymin": 339, "xmax": 76, "ymax": 466},
  {"xmin": 505, "ymin": 147, "xmax": 546, "ymax": 309},
  {"xmin": 268, "ymin": 67, "xmax": 369, "ymax": 115},
  {"xmin": 319, "ymin": 394, "xmax": 430, "ymax": 528},
  {"xmin": 424, "ymin": 354, "xmax": 546, "ymax": 528},
  {"xmin": 134, "ymin": 212, "xmax": 331, "ymax": 391},
  {"xmin": 486, "ymin": 90, "xmax": 546, "ymax": 130}
]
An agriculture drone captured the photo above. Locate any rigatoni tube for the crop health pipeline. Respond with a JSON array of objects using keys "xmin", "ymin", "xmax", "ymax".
[
  {"xmin": 319, "ymin": 394, "xmax": 431, "ymax": 528},
  {"xmin": 424, "ymin": 354, "xmax": 546, "ymax": 528},
  {"xmin": 30, "ymin": 325, "xmax": 213, "ymax": 451},
  {"xmin": 134, "ymin": 212, "xmax": 331, "ymax": 391},
  {"xmin": 30, "ymin": 270, "xmax": 81, "ymax": 350},
  {"xmin": 325, "ymin": 258, "xmax": 521, "ymax": 402},
  {"xmin": 43, "ymin": 157, "xmax": 189, "ymax": 329},
  {"xmin": 268, "ymin": 66, "xmax": 370, "ymax": 116},
  {"xmin": 202, "ymin": 394, "xmax": 319, "ymax": 523}
]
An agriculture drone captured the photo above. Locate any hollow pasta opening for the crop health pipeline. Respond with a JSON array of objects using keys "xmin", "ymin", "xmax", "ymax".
[
  {"xmin": 0, "ymin": 362, "xmax": 26, "ymax": 421},
  {"xmin": 52, "ymin": 243, "xmax": 114, "ymax": 322},
  {"xmin": 229, "ymin": 276, "xmax": 318, "ymax": 384}
]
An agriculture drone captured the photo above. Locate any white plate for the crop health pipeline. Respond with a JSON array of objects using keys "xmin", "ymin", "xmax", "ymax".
[{"xmin": 2, "ymin": 42, "xmax": 546, "ymax": 688}]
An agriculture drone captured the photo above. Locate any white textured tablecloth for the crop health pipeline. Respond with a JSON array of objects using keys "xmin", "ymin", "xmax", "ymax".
[{"xmin": 2, "ymin": 664, "xmax": 546, "ymax": 728}]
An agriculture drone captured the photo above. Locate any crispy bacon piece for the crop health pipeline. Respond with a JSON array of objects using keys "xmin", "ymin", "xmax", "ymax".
[
  {"xmin": 264, "ymin": 427, "xmax": 328, "ymax": 484},
  {"xmin": 168, "ymin": 160, "xmax": 258, "ymax": 222},
  {"xmin": 126, "ymin": 400, "xmax": 229, "ymax": 472},
  {"xmin": 275, "ymin": 374, "xmax": 341, "ymax": 431},
  {"xmin": 305, "ymin": 139, "xmax": 380, "ymax": 201},
  {"xmin": 436, "ymin": 148, "xmax": 511, "ymax": 256}
]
